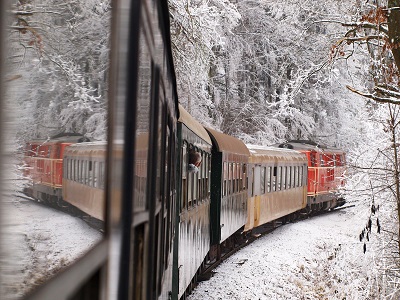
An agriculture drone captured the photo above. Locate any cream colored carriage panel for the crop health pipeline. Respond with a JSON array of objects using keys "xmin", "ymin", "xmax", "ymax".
[
  {"xmin": 254, "ymin": 187, "xmax": 307, "ymax": 227},
  {"xmin": 63, "ymin": 179, "xmax": 105, "ymax": 220},
  {"xmin": 244, "ymin": 197, "xmax": 256, "ymax": 231}
]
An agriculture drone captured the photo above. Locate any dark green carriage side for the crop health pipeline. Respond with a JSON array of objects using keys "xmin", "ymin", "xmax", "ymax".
[
  {"xmin": 173, "ymin": 105, "xmax": 212, "ymax": 299},
  {"xmin": 205, "ymin": 128, "xmax": 250, "ymax": 246}
]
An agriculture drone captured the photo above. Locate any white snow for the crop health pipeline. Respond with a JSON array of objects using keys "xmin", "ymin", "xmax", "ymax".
[
  {"xmin": 188, "ymin": 206, "xmax": 384, "ymax": 300},
  {"xmin": 0, "ymin": 192, "xmax": 102, "ymax": 299},
  {"xmin": 0, "ymin": 178, "xmax": 393, "ymax": 299}
]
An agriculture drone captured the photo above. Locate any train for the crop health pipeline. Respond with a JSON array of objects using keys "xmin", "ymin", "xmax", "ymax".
[
  {"xmin": 14, "ymin": 0, "xmax": 346, "ymax": 299},
  {"xmin": 22, "ymin": 105, "xmax": 346, "ymax": 300}
]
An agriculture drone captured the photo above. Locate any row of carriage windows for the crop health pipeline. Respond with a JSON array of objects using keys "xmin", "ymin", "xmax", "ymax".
[
  {"xmin": 64, "ymin": 157, "xmax": 105, "ymax": 189},
  {"xmin": 310, "ymin": 153, "xmax": 345, "ymax": 167},
  {"xmin": 222, "ymin": 161, "xmax": 247, "ymax": 197},
  {"xmin": 181, "ymin": 143, "xmax": 211, "ymax": 211},
  {"xmin": 25, "ymin": 144, "xmax": 61, "ymax": 158},
  {"xmin": 251, "ymin": 165, "xmax": 307, "ymax": 197}
]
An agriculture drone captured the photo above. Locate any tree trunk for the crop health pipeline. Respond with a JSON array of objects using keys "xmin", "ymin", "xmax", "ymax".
[
  {"xmin": 388, "ymin": 0, "xmax": 400, "ymax": 71},
  {"xmin": 388, "ymin": 105, "xmax": 400, "ymax": 255}
]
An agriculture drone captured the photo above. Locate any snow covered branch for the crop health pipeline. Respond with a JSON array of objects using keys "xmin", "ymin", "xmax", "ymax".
[{"xmin": 346, "ymin": 85, "xmax": 400, "ymax": 105}]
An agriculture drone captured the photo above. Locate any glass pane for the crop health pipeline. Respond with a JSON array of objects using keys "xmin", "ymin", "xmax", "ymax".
[
  {"xmin": 1, "ymin": 2, "xmax": 110, "ymax": 297},
  {"xmin": 260, "ymin": 166, "xmax": 265, "ymax": 194}
]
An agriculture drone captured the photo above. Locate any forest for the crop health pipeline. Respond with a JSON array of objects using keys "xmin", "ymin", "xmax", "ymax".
[{"xmin": 4, "ymin": 0, "xmax": 400, "ymax": 297}]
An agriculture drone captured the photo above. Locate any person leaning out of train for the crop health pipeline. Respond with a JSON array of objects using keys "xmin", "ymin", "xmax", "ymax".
[{"xmin": 188, "ymin": 149, "xmax": 202, "ymax": 173}]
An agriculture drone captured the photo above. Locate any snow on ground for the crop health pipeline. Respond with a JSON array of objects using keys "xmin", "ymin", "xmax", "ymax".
[
  {"xmin": 0, "ymin": 170, "xmax": 389, "ymax": 300},
  {"xmin": 0, "ymin": 192, "xmax": 102, "ymax": 300},
  {"xmin": 188, "ymin": 206, "xmax": 382, "ymax": 300}
]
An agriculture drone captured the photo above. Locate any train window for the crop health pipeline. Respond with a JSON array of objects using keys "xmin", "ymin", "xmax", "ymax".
[
  {"xmin": 55, "ymin": 145, "xmax": 61, "ymax": 159},
  {"xmin": 236, "ymin": 163, "xmax": 240, "ymax": 193},
  {"xmin": 88, "ymin": 160, "xmax": 93, "ymax": 186},
  {"xmin": 327, "ymin": 154, "xmax": 334, "ymax": 166},
  {"xmin": 38, "ymin": 146, "xmax": 44, "ymax": 157},
  {"xmin": 260, "ymin": 166, "xmax": 265, "ymax": 194},
  {"xmin": 77, "ymin": 160, "xmax": 81, "ymax": 183},
  {"xmin": 69, "ymin": 158, "xmax": 73, "ymax": 180},
  {"xmin": 291, "ymin": 166, "xmax": 294, "ymax": 188},
  {"xmin": 251, "ymin": 167, "xmax": 255, "ymax": 196},
  {"xmin": 238, "ymin": 163, "xmax": 242, "ymax": 191},
  {"xmin": 236, "ymin": 163, "xmax": 240, "ymax": 190},
  {"xmin": 320, "ymin": 154, "xmax": 325, "ymax": 166},
  {"xmin": 266, "ymin": 166, "xmax": 271, "ymax": 192},
  {"xmin": 182, "ymin": 144, "xmax": 187, "ymax": 210},
  {"xmin": 296, "ymin": 166, "xmax": 301, "ymax": 186},
  {"xmin": 94, "ymin": 161, "xmax": 98, "ymax": 188},
  {"xmin": 291, "ymin": 166, "xmax": 295, "ymax": 188},
  {"xmin": 69, "ymin": 159, "xmax": 73, "ymax": 181},
  {"xmin": 223, "ymin": 162, "xmax": 227, "ymax": 197},
  {"xmin": 76, "ymin": 160, "xmax": 80, "ymax": 183},
  {"xmin": 293, "ymin": 166, "xmax": 296, "ymax": 188},
  {"xmin": 208, "ymin": 155, "xmax": 211, "ymax": 194},
  {"xmin": 243, "ymin": 164, "xmax": 247, "ymax": 190},
  {"xmin": 75, "ymin": 159, "xmax": 79, "ymax": 182},
  {"xmin": 272, "ymin": 166, "xmax": 277, "ymax": 191},
  {"xmin": 73, "ymin": 159, "xmax": 77, "ymax": 182},
  {"xmin": 188, "ymin": 167, "xmax": 193, "ymax": 208},
  {"xmin": 204, "ymin": 154, "xmax": 208, "ymax": 195},
  {"xmin": 200, "ymin": 163, "xmax": 203, "ymax": 200},
  {"xmin": 231, "ymin": 162, "xmax": 234, "ymax": 194},
  {"xmin": 277, "ymin": 166, "xmax": 282, "ymax": 190},
  {"xmin": 205, "ymin": 154, "xmax": 209, "ymax": 179},
  {"xmin": 81, "ymin": 160, "xmax": 86, "ymax": 185},
  {"xmin": 281, "ymin": 166, "xmax": 286, "ymax": 190},
  {"xmin": 228, "ymin": 162, "xmax": 232, "ymax": 195},
  {"xmin": 336, "ymin": 155, "xmax": 342, "ymax": 166},
  {"xmin": 76, "ymin": 160, "xmax": 79, "ymax": 182},
  {"xmin": 310, "ymin": 152, "xmax": 316, "ymax": 167},
  {"xmin": 83, "ymin": 160, "xmax": 86, "ymax": 184},
  {"xmin": 299, "ymin": 166, "xmax": 302, "ymax": 187},
  {"xmin": 99, "ymin": 162, "xmax": 105, "ymax": 189},
  {"xmin": 193, "ymin": 167, "xmax": 198, "ymax": 205}
]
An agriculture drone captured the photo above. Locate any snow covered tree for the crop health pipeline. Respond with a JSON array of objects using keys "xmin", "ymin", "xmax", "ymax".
[
  {"xmin": 327, "ymin": 2, "xmax": 400, "ymax": 295},
  {"xmin": 7, "ymin": 0, "xmax": 111, "ymax": 142},
  {"xmin": 169, "ymin": 0, "xmax": 363, "ymax": 148}
]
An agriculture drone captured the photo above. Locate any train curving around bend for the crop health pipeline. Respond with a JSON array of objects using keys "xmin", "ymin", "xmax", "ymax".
[
  {"xmin": 23, "ymin": 106, "xmax": 346, "ymax": 300},
  {"xmin": 19, "ymin": 0, "xmax": 346, "ymax": 299}
]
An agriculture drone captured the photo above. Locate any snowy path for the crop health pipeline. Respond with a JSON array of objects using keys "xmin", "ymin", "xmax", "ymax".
[
  {"xmin": 1, "ymin": 193, "xmax": 102, "ymax": 299},
  {"xmin": 189, "ymin": 207, "xmax": 379, "ymax": 300}
]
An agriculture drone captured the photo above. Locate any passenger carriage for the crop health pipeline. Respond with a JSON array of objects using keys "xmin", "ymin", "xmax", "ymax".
[
  {"xmin": 62, "ymin": 142, "xmax": 106, "ymax": 221},
  {"xmin": 244, "ymin": 146, "xmax": 308, "ymax": 231},
  {"xmin": 174, "ymin": 104, "xmax": 212, "ymax": 299},
  {"xmin": 205, "ymin": 128, "xmax": 249, "ymax": 254}
]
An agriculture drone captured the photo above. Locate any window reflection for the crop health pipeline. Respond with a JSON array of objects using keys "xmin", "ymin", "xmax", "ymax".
[{"xmin": 1, "ymin": 1, "xmax": 110, "ymax": 298}]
